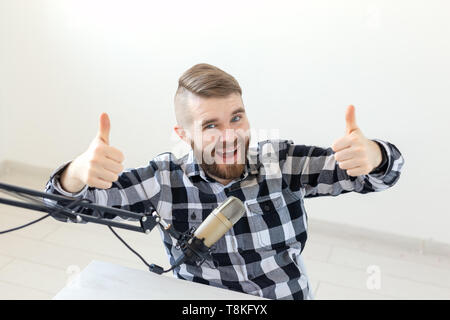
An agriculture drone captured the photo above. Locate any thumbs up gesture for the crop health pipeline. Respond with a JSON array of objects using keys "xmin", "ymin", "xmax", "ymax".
[
  {"xmin": 331, "ymin": 105, "xmax": 383, "ymax": 177},
  {"xmin": 70, "ymin": 113, "xmax": 125, "ymax": 189}
]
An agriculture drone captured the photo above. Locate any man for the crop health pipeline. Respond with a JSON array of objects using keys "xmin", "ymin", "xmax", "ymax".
[{"xmin": 44, "ymin": 63, "xmax": 405, "ymax": 300}]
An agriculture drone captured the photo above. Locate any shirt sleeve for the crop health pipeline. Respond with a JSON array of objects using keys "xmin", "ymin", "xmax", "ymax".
[
  {"xmin": 368, "ymin": 140, "xmax": 388, "ymax": 175},
  {"xmin": 43, "ymin": 159, "xmax": 162, "ymax": 222},
  {"xmin": 280, "ymin": 138, "xmax": 405, "ymax": 198}
]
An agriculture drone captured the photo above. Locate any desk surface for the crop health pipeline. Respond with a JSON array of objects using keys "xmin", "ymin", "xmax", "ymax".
[{"xmin": 53, "ymin": 260, "xmax": 266, "ymax": 300}]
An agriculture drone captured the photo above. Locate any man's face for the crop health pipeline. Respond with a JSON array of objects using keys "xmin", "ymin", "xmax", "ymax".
[{"xmin": 177, "ymin": 92, "xmax": 251, "ymax": 181}]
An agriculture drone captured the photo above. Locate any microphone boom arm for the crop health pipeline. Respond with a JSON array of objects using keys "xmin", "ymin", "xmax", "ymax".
[
  {"xmin": 0, "ymin": 181, "xmax": 189, "ymax": 274},
  {"xmin": 0, "ymin": 181, "xmax": 160, "ymax": 234},
  {"xmin": 0, "ymin": 181, "xmax": 217, "ymax": 274}
]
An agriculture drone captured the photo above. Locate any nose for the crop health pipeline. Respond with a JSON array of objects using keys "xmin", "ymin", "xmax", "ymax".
[{"xmin": 218, "ymin": 128, "xmax": 238, "ymax": 150}]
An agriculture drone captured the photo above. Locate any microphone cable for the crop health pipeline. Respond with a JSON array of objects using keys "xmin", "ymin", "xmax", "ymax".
[
  {"xmin": 0, "ymin": 213, "xmax": 51, "ymax": 235},
  {"xmin": 107, "ymin": 225, "xmax": 177, "ymax": 274},
  {"xmin": 0, "ymin": 188, "xmax": 51, "ymax": 235},
  {"xmin": 0, "ymin": 188, "xmax": 175, "ymax": 273}
]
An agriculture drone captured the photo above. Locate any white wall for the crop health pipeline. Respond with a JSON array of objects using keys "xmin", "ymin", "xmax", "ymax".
[
  {"xmin": 0, "ymin": 15, "xmax": 2, "ymax": 164},
  {"xmin": 0, "ymin": 94, "xmax": 4, "ymax": 164},
  {"xmin": 0, "ymin": 106, "xmax": 3, "ymax": 165},
  {"xmin": 1, "ymin": 0, "xmax": 449, "ymax": 244},
  {"xmin": 0, "ymin": 6, "xmax": 5, "ymax": 164}
]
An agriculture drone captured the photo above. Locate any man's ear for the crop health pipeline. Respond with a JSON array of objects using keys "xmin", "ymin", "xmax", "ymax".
[{"xmin": 174, "ymin": 125, "xmax": 191, "ymax": 144}]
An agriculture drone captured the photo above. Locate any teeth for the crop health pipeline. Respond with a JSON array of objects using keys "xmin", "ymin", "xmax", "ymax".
[{"xmin": 217, "ymin": 149, "xmax": 236, "ymax": 156}]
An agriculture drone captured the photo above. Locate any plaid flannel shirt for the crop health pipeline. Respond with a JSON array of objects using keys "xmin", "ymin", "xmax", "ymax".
[{"xmin": 44, "ymin": 138, "xmax": 404, "ymax": 300}]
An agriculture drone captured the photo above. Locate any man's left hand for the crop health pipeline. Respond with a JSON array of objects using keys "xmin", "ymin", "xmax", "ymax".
[{"xmin": 331, "ymin": 105, "xmax": 383, "ymax": 177}]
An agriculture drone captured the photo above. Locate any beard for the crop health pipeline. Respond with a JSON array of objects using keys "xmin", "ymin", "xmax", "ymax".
[{"xmin": 191, "ymin": 138, "xmax": 250, "ymax": 180}]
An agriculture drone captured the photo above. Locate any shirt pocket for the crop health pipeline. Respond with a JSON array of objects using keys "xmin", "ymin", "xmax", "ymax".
[
  {"xmin": 244, "ymin": 192, "xmax": 299, "ymax": 250},
  {"xmin": 170, "ymin": 204, "xmax": 228, "ymax": 256},
  {"xmin": 171, "ymin": 207, "xmax": 205, "ymax": 233}
]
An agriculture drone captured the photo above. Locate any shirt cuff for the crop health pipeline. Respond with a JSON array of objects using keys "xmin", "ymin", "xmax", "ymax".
[
  {"xmin": 49, "ymin": 160, "xmax": 89, "ymax": 197},
  {"xmin": 368, "ymin": 139, "xmax": 391, "ymax": 178}
]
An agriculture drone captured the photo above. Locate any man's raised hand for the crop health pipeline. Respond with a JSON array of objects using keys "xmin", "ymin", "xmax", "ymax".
[
  {"xmin": 331, "ymin": 105, "xmax": 383, "ymax": 177},
  {"xmin": 66, "ymin": 113, "xmax": 125, "ymax": 191}
]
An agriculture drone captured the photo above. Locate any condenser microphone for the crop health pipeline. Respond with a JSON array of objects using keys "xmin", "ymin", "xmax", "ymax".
[
  {"xmin": 170, "ymin": 196, "xmax": 246, "ymax": 269},
  {"xmin": 193, "ymin": 196, "xmax": 245, "ymax": 247}
]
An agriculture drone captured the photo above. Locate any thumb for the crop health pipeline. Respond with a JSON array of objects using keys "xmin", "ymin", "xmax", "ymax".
[
  {"xmin": 97, "ymin": 112, "xmax": 110, "ymax": 145},
  {"xmin": 345, "ymin": 105, "xmax": 358, "ymax": 135}
]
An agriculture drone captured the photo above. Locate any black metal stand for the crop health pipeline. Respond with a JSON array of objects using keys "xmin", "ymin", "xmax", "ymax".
[
  {"xmin": 0, "ymin": 181, "xmax": 160, "ymax": 233},
  {"xmin": 0, "ymin": 181, "xmax": 214, "ymax": 274}
]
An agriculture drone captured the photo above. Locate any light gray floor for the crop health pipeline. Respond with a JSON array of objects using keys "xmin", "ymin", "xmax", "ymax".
[{"xmin": 0, "ymin": 167, "xmax": 449, "ymax": 300}]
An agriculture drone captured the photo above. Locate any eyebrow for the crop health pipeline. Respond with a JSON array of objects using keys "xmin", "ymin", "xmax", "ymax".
[{"xmin": 201, "ymin": 107, "xmax": 246, "ymax": 127}]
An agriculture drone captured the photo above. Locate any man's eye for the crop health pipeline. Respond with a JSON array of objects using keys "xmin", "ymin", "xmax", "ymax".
[
  {"xmin": 204, "ymin": 124, "xmax": 216, "ymax": 129},
  {"xmin": 231, "ymin": 115, "xmax": 241, "ymax": 122}
]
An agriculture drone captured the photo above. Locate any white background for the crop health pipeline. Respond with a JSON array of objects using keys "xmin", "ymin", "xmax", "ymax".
[{"xmin": 0, "ymin": 0, "xmax": 449, "ymax": 243}]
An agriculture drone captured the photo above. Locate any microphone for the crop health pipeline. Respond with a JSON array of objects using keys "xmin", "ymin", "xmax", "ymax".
[
  {"xmin": 166, "ymin": 196, "xmax": 246, "ymax": 271},
  {"xmin": 193, "ymin": 196, "xmax": 245, "ymax": 247}
]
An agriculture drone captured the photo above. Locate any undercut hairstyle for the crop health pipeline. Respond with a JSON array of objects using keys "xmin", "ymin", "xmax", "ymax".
[{"xmin": 174, "ymin": 63, "xmax": 243, "ymax": 128}]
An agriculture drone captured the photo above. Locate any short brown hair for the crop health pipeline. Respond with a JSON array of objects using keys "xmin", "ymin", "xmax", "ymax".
[
  {"xmin": 174, "ymin": 63, "xmax": 242, "ymax": 127},
  {"xmin": 176, "ymin": 63, "xmax": 242, "ymax": 97}
]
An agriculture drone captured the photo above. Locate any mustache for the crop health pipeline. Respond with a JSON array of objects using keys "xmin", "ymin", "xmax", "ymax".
[{"xmin": 191, "ymin": 138, "xmax": 249, "ymax": 165}]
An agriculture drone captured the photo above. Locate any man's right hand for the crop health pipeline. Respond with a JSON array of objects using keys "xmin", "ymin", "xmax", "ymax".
[{"xmin": 60, "ymin": 113, "xmax": 125, "ymax": 193}]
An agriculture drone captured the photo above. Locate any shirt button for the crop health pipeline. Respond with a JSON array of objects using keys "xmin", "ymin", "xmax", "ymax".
[
  {"xmin": 263, "ymin": 205, "xmax": 271, "ymax": 212},
  {"xmin": 190, "ymin": 212, "xmax": 196, "ymax": 220}
]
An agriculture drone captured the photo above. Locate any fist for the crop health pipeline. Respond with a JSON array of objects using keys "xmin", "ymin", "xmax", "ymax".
[
  {"xmin": 73, "ymin": 113, "xmax": 125, "ymax": 189},
  {"xmin": 331, "ymin": 105, "xmax": 382, "ymax": 177}
]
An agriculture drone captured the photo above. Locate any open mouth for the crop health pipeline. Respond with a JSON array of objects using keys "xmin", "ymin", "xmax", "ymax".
[{"xmin": 214, "ymin": 148, "xmax": 238, "ymax": 162}]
